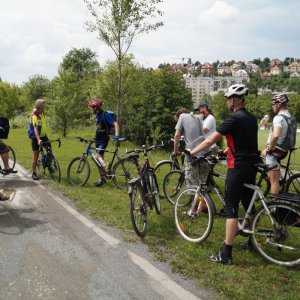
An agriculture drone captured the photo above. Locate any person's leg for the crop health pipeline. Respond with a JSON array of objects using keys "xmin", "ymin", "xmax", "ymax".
[
  {"xmin": 31, "ymin": 139, "xmax": 39, "ymax": 180},
  {"xmin": 94, "ymin": 140, "xmax": 108, "ymax": 187},
  {"xmin": 265, "ymin": 153, "xmax": 281, "ymax": 195},
  {"xmin": 1, "ymin": 151, "xmax": 9, "ymax": 169}
]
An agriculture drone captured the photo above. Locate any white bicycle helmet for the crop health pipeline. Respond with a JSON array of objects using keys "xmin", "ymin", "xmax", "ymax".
[{"xmin": 224, "ymin": 84, "xmax": 248, "ymax": 98}]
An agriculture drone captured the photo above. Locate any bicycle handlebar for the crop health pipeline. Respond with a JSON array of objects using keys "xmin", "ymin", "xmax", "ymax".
[
  {"xmin": 40, "ymin": 138, "xmax": 61, "ymax": 148},
  {"xmin": 126, "ymin": 142, "xmax": 164, "ymax": 155},
  {"xmin": 76, "ymin": 136, "xmax": 126, "ymax": 144}
]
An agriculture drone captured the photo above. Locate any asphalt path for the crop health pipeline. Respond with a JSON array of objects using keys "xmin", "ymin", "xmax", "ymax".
[{"xmin": 0, "ymin": 164, "xmax": 216, "ymax": 300}]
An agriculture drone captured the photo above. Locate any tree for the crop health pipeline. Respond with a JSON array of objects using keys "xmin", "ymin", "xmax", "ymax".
[
  {"xmin": 0, "ymin": 82, "xmax": 22, "ymax": 117},
  {"xmin": 59, "ymin": 47, "xmax": 100, "ymax": 80},
  {"xmin": 47, "ymin": 70, "xmax": 87, "ymax": 137},
  {"xmin": 84, "ymin": 0, "xmax": 164, "ymax": 125},
  {"xmin": 125, "ymin": 67, "xmax": 192, "ymax": 145},
  {"xmin": 22, "ymin": 75, "xmax": 50, "ymax": 106}
]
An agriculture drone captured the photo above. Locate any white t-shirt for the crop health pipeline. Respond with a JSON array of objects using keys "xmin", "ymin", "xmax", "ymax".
[
  {"xmin": 267, "ymin": 110, "xmax": 290, "ymax": 148},
  {"xmin": 203, "ymin": 114, "xmax": 216, "ymax": 139}
]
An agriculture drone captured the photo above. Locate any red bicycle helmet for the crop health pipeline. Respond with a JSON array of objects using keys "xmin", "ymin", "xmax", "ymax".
[
  {"xmin": 271, "ymin": 94, "xmax": 289, "ymax": 106},
  {"xmin": 88, "ymin": 99, "xmax": 104, "ymax": 107}
]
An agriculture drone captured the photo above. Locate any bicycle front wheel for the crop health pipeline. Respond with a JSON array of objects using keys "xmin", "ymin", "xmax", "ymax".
[
  {"xmin": 48, "ymin": 153, "xmax": 61, "ymax": 183},
  {"xmin": 163, "ymin": 170, "xmax": 185, "ymax": 205},
  {"xmin": 0, "ymin": 145, "xmax": 16, "ymax": 170},
  {"xmin": 285, "ymin": 173, "xmax": 300, "ymax": 194},
  {"xmin": 67, "ymin": 157, "xmax": 90, "ymax": 186},
  {"xmin": 129, "ymin": 180, "xmax": 148, "ymax": 238},
  {"xmin": 174, "ymin": 188, "xmax": 214, "ymax": 243},
  {"xmin": 154, "ymin": 160, "xmax": 180, "ymax": 198},
  {"xmin": 148, "ymin": 171, "xmax": 161, "ymax": 215},
  {"xmin": 112, "ymin": 157, "xmax": 139, "ymax": 191},
  {"xmin": 251, "ymin": 201, "xmax": 300, "ymax": 267}
]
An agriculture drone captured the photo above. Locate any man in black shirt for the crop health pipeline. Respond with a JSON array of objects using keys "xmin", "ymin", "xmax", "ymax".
[{"xmin": 190, "ymin": 84, "xmax": 260, "ymax": 264}]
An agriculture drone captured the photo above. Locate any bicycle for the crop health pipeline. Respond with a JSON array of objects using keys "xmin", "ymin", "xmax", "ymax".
[
  {"xmin": 67, "ymin": 137, "xmax": 139, "ymax": 190},
  {"xmin": 153, "ymin": 137, "xmax": 185, "ymax": 198},
  {"xmin": 163, "ymin": 153, "xmax": 227, "ymax": 206},
  {"xmin": 0, "ymin": 145, "xmax": 16, "ymax": 173},
  {"xmin": 174, "ymin": 157, "xmax": 300, "ymax": 266},
  {"xmin": 257, "ymin": 147, "xmax": 300, "ymax": 194},
  {"xmin": 127, "ymin": 143, "xmax": 164, "ymax": 238},
  {"xmin": 36, "ymin": 138, "xmax": 61, "ymax": 183}
]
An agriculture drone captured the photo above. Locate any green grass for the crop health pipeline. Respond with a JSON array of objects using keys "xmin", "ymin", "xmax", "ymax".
[{"xmin": 5, "ymin": 128, "xmax": 300, "ymax": 300}]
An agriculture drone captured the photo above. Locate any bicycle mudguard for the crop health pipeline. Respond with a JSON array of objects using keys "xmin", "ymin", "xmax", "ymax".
[{"xmin": 275, "ymin": 192, "xmax": 300, "ymax": 204}]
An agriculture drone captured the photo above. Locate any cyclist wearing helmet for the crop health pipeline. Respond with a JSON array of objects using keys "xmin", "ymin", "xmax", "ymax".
[
  {"xmin": 189, "ymin": 84, "xmax": 260, "ymax": 264},
  {"xmin": 88, "ymin": 99, "xmax": 119, "ymax": 187},
  {"xmin": 262, "ymin": 93, "xmax": 293, "ymax": 195}
]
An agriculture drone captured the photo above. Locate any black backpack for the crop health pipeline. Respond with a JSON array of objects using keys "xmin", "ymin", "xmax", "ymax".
[
  {"xmin": 277, "ymin": 114, "xmax": 297, "ymax": 151},
  {"xmin": 0, "ymin": 117, "xmax": 10, "ymax": 139}
]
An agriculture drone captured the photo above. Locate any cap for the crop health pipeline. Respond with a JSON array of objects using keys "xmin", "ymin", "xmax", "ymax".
[
  {"xmin": 194, "ymin": 102, "xmax": 209, "ymax": 110},
  {"xmin": 35, "ymin": 99, "xmax": 46, "ymax": 108}
]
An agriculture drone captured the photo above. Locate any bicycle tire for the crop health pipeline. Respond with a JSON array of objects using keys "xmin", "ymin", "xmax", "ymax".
[
  {"xmin": 154, "ymin": 160, "xmax": 180, "ymax": 198},
  {"xmin": 67, "ymin": 156, "xmax": 90, "ymax": 186},
  {"xmin": 0, "ymin": 145, "xmax": 16, "ymax": 170},
  {"xmin": 148, "ymin": 171, "xmax": 161, "ymax": 215},
  {"xmin": 129, "ymin": 180, "xmax": 148, "ymax": 238},
  {"xmin": 251, "ymin": 201, "xmax": 300, "ymax": 266},
  {"xmin": 174, "ymin": 187, "xmax": 214, "ymax": 243},
  {"xmin": 112, "ymin": 157, "xmax": 139, "ymax": 190},
  {"xmin": 48, "ymin": 153, "xmax": 61, "ymax": 183},
  {"xmin": 285, "ymin": 173, "xmax": 300, "ymax": 194},
  {"xmin": 163, "ymin": 170, "xmax": 185, "ymax": 205}
]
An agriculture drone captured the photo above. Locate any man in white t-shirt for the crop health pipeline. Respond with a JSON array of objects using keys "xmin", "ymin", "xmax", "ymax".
[
  {"xmin": 262, "ymin": 94, "xmax": 292, "ymax": 195},
  {"xmin": 194, "ymin": 102, "xmax": 217, "ymax": 150}
]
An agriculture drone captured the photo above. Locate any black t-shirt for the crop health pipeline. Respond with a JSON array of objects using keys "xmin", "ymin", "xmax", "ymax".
[{"xmin": 217, "ymin": 108, "xmax": 260, "ymax": 168}]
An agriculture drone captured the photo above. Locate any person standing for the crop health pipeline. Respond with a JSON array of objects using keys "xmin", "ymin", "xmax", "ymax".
[
  {"xmin": 28, "ymin": 99, "xmax": 49, "ymax": 180},
  {"xmin": 190, "ymin": 84, "xmax": 260, "ymax": 264},
  {"xmin": 194, "ymin": 102, "xmax": 217, "ymax": 151},
  {"xmin": 88, "ymin": 99, "xmax": 119, "ymax": 187},
  {"xmin": 262, "ymin": 94, "xmax": 296, "ymax": 195},
  {"xmin": 173, "ymin": 107, "xmax": 209, "ymax": 215}
]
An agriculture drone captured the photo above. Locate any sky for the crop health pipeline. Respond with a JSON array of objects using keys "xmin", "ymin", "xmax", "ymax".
[{"xmin": 1, "ymin": 0, "xmax": 300, "ymax": 85}]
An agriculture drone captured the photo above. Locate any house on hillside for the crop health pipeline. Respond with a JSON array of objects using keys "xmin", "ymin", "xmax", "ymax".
[{"xmin": 270, "ymin": 65, "xmax": 281, "ymax": 76}]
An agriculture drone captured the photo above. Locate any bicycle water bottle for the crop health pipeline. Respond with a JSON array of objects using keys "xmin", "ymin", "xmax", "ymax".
[{"xmin": 98, "ymin": 157, "xmax": 106, "ymax": 168}]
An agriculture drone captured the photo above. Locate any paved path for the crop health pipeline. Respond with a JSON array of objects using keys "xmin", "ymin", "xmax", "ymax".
[{"xmin": 0, "ymin": 164, "xmax": 215, "ymax": 300}]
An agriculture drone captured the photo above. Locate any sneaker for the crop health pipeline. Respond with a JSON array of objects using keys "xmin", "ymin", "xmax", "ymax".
[
  {"xmin": 0, "ymin": 193, "xmax": 9, "ymax": 201},
  {"xmin": 94, "ymin": 178, "xmax": 106, "ymax": 187},
  {"xmin": 209, "ymin": 251, "xmax": 232, "ymax": 264},
  {"xmin": 240, "ymin": 239, "xmax": 256, "ymax": 252},
  {"xmin": 32, "ymin": 173, "xmax": 39, "ymax": 180}
]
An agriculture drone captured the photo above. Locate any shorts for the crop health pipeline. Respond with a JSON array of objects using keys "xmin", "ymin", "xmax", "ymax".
[
  {"xmin": 184, "ymin": 155, "xmax": 210, "ymax": 188},
  {"xmin": 0, "ymin": 140, "xmax": 10, "ymax": 154},
  {"xmin": 266, "ymin": 149, "xmax": 288, "ymax": 172},
  {"xmin": 95, "ymin": 140, "xmax": 109, "ymax": 156},
  {"xmin": 224, "ymin": 167, "xmax": 257, "ymax": 218},
  {"xmin": 31, "ymin": 136, "xmax": 49, "ymax": 151}
]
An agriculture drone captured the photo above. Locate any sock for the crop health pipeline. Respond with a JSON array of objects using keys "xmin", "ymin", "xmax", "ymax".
[{"xmin": 221, "ymin": 243, "xmax": 232, "ymax": 257}]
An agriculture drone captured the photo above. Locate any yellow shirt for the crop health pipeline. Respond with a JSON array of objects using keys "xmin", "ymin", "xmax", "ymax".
[{"xmin": 32, "ymin": 112, "xmax": 47, "ymax": 137}]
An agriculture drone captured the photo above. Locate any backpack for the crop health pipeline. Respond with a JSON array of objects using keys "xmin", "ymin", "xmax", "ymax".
[
  {"xmin": 28, "ymin": 112, "xmax": 42, "ymax": 139},
  {"xmin": 277, "ymin": 114, "xmax": 297, "ymax": 151},
  {"xmin": 0, "ymin": 117, "xmax": 10, "ymax": 139},
  {"xmin": 106, "ymin": 110, "xmax": 117, "ymax": 122}
]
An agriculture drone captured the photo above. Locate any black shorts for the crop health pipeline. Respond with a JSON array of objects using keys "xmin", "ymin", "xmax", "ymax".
[
  {"xmin": 224, "ymin": 166, "xmax": 257, "ymax": 218},
  {"xmin": 0, "ymin": 140, "xmax": 10, "ymax": 155},
  {"xmin": 31, "ymin": 136, "xmax": 49, "ymax": 151}
]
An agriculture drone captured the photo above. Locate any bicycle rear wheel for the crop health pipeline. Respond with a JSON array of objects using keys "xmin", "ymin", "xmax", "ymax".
[
  {"xmin": 148, "ymin": 171, "xmax": 161, "ymax": 215},
  {"xmin": 0, "ymin": 145, "xmax": 16, "ymax": 170},
  {"xmin": 129, "ymin": 180, "xmax": 148, "ymax": 238},
  {"xmin": 285, "ymin": 173, "xmax": 300, "ymax": 194},
  {"xmin": 163, "ymin": 170, "xmax": 185, "ymax": 205},
  {"xmin": 67, "ymin": 157, "xmax": 90, "ymax": 186},
  {"xmin": 112, "ymin": 157, "xmax": 139, "ymax": 191},
  {"xmin": 154, "ymin": 160, "xmax": 180, "ymax": 198},
  {"xmin": 251, "ymin": 201, "xmax": 300, "ymax": 266},
  {"xmin": 174, "ymin": 188, "xmax": 214, "ymax": 243},
  {"xmin": 48, "ymin": 153, "xmax": 61, "ymax": 183}
]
